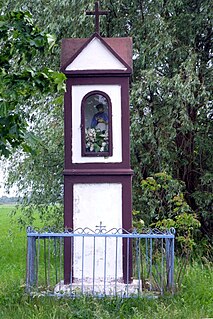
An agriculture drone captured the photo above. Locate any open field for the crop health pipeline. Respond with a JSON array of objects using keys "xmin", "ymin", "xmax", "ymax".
[{"xmin": 0, "ymin": 205, "xmax": 212, "ymax": 319}]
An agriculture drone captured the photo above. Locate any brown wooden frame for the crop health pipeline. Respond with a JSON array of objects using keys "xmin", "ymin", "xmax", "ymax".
[
  {"xmin": 64, "ymin": 173, "xmax": 133, "ymax": 285},
  {"xmin": 64, "ymin": 77, "xmax": 131, "ymax": 169}
]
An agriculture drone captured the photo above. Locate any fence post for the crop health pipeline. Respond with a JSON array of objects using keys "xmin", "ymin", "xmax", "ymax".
[
  {"xmin": 26, "ymin": 228, "xmax": 36, "ymax": 292},
  {"xmin": 166, "ymin": 232, "xmax": 175, "ymax": 292}
]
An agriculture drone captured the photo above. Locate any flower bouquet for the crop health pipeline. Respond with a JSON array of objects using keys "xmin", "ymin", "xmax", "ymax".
[{"xmin": 85, "ymin": 128, "xmax": 109, "ymax": 153}]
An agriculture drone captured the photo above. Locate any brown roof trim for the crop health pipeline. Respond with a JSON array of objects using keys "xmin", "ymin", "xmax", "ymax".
[{"xmin": 62, "ymin": 70, "xmax": 132, "ymax": 77}]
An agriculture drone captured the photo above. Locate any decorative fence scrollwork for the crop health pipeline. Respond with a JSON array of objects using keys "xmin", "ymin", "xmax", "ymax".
[{"xmin": 26, "ymin": 226, "xmax": 175, "ymax": 298}]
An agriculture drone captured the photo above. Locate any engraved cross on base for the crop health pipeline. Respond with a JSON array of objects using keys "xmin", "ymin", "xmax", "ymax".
[{"xmin": 86, "ymin": 1, "xmax": 108, "ymax": 34}]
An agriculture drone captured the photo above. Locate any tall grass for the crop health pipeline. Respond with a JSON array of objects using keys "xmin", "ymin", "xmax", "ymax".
[{"xmin": 0, "ymin": 205, "xmax": 212, "ymax": 319}]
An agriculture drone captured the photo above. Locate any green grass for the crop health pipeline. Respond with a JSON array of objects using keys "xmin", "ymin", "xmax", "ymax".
[{"xmin": 0, "ymin": 205, "xmax": 212, "ymax": 319}]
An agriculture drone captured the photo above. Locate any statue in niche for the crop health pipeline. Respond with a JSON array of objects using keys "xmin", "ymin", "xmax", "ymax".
[
  {"xmin": 91, "ymin": 103, "xmax": 108, "ymax": 130},
  {"xmin": 84, "ymin": 93, "xmax": 110, "ymax": 154},
  {"xmin": 84, "ymin": 99, "xmax": 109, "ymax": 153}
]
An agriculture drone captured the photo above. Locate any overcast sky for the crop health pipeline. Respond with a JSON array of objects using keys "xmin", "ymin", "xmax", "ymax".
[
  {"xmin": 0, "ymin": 169, "xmax": 7, "ymax": 196},
  {"xmin": 0, "ymin": 162, "xmax": 17, "ymax": 197}
]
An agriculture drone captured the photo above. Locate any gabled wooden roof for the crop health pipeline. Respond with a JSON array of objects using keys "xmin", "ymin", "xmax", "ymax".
[{"xmin": 60, "ymin": 33, "xmax": 132, "ymax": 74}]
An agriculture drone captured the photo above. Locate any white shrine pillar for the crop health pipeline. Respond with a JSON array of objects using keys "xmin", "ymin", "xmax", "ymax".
[{"xmin": 61, "ymin": 30, "xmax": 133, "ymax": 284}]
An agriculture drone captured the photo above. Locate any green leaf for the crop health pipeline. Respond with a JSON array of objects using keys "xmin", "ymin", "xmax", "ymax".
[{"xmin": 46, "ymin": 33, "xmax": 56, "ymax": 50}]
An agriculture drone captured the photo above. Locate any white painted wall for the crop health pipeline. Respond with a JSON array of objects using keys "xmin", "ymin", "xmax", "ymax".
[
  {"xmin": 73, "ymin": 183, "xmax": 123, "ymax": 280},
  {"xmin": 66, "ymin": 37, "xmax": 127, "ymax": 71},
  {"xmin": 72, "ymin": 84, "xmax": 122, "ymax": 163}
]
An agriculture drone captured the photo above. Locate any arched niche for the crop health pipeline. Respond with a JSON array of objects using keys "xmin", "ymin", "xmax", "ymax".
[{"xmin": 81, "ymin": 91, "xmax": 113, "ymax": 157}]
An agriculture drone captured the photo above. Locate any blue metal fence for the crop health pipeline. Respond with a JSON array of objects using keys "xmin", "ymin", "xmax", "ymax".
[{"xmin": 26, "ymin": 226, "xmax": 175, "ymax": 298}]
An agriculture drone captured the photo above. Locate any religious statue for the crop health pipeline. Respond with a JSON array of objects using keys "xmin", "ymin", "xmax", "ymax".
[{"xmin": 91, "ymin": 103, "xmax": 108, "ymax": 130}]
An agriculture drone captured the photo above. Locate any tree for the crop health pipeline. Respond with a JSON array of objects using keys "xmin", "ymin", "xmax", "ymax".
[
  {"xmin": 6, "ymin": 100, "xmax": 64, "ymax": 227},
  {"xmin": 0, "ymin": 10, "xmax": 65, "ymax": 157},
  {"xmin": 1, "ymin": 1, "xmax": 94, "ymax": 226},
  {"xmin": 3, "ymin": 1, "xmax": 213, "ymax": 249},
  {"xmin": 126, "ymin": 0, "xmax": 213, "ymax": 242}
]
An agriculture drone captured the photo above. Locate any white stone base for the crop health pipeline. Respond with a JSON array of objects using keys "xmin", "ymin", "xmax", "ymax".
[
  {"xmin": 54, "ymin": 279, "xmax": 160, "ymax": 298},
  {"xmin": 73, "ymin": 183, "xmax": 123, "ymax": 280}
]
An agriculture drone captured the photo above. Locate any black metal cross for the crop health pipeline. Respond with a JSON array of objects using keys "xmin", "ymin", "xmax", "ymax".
[
  {"xmin": 95, "ymin": 221, "xmax": 106, "ymax": 233},
  {"xmin": 86, "ymin": 1, "xmax": 108, "ymax": 34}
]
